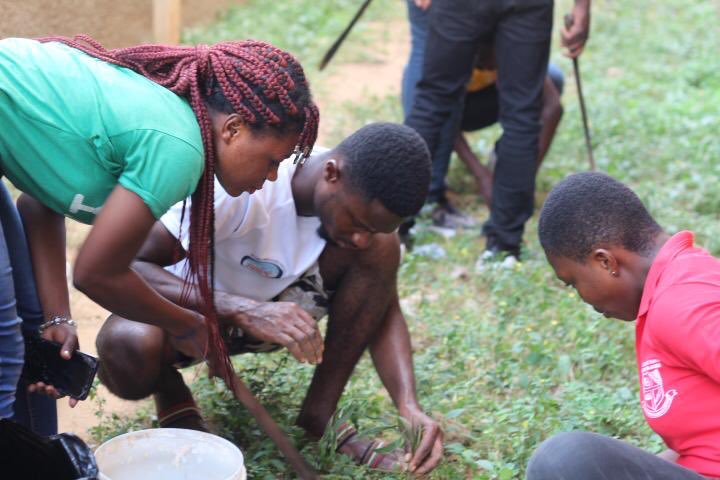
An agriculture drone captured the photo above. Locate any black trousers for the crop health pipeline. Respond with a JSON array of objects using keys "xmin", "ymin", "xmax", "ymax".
[{"xmin": 405, "ymin": 0, "xmax": 553, "ymax": 252}]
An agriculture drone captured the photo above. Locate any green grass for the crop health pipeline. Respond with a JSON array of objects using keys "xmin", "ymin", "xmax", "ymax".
[
  {"xmin": 183, "ymin": 0, "xmax": 403, "ymax": 76},
  {"xmin": 93, "ymin": 0, "xmax": 720, "ymax": 478}
]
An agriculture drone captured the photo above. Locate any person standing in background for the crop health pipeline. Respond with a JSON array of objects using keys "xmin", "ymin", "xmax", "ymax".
[
  {"xmin": 401, "ymin": 0, "xmax": 476, "ymax": 233},
  {"xmin": 404, "ymin": 0, "xmax": 591, "ymax": 264}
]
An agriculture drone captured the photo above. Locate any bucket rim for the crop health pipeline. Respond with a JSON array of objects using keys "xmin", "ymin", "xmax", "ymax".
[{"xmin": 95, "ymin": 427, "xmax": 246, "ymax": 480}]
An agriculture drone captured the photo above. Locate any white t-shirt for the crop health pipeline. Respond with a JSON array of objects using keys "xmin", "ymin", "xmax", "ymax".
[{"xmin": 161, "ymin": 152, "xmax": 327, "ymax": 301}]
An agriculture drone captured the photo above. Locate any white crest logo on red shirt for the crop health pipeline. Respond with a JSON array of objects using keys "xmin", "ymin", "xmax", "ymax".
[{"xmin": 641, "ymin": 359, "xmax": 678, "ymax": 418}]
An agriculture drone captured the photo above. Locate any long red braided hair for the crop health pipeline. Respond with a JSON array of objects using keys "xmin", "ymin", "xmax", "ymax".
[{"xmin": 38, "ymin": 34, "xmax": 319, "ymax": 385}]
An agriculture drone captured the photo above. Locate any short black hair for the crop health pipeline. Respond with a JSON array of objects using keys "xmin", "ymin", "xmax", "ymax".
[
  {"xmin": 538, "ymin": 172, "xmax": 663, "ymax": 262},
  {"xmin": 333, "ymin": 122, "xmax": 431, "ymax": 217}
]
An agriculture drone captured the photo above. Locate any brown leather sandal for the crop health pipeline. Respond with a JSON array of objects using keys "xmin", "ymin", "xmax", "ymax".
[{"xmin": 334, "ymin": 422, "xmax": 408, "ymax": 473}]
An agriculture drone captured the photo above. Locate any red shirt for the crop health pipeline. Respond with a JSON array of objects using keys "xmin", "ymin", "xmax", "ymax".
[{"xmin": 636, "ymin": 231, "xmax": 720, "ymax": 477}]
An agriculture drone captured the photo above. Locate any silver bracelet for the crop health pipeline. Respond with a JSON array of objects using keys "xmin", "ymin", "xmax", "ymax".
[{"xmin": 39, "ymin": 316, "xmax": 77, "ymax": 332}]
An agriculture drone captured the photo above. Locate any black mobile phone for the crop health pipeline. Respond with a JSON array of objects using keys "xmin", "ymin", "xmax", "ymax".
[{"xmin": 21, "ymin": 335, "xmax": 99, "ymax": 401}]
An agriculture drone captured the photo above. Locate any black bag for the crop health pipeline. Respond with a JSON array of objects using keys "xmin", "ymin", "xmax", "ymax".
[{"xmin": 0, "ymin": 418, "xmax": 99, "ymax": 479}]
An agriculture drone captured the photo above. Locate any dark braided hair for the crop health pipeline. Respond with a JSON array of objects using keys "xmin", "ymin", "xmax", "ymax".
[{"xmin": 38, "ymin": 35, "xmax": 319, "ymax": 385}]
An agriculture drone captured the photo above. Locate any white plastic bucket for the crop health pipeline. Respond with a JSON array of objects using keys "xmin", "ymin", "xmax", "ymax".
[{"xmin": 95, "ymin": 428, "xmax": 246, "ymax": 480}]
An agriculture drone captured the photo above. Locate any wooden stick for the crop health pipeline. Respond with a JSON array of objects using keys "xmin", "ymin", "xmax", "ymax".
[
  {"xmin": 572, "ymin": 57, "xmax": 595, "ymax": 170},
  {"xmin": 565, "ymin": 13, "xmax": 595, "ymax": 171},
  {"xmin": 153, "ymin": 0, "xmax": 182, "ymax": 45},
  {"xmin": 228, "ymin": 374, "xmax": 318, "ymax": 479},
  {"xmin": 319, "ymin": 0, "xmax": 373, "ymax": 71}
]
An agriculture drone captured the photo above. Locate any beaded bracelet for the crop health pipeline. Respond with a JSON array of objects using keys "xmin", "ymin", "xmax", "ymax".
[{"xmin": 39, "ymin": 316, "xmax": 77, "ymax": 332}]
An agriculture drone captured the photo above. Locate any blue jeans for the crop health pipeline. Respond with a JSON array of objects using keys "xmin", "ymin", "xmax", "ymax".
[
  {"xmin": 0, "ymin": 182, "xmax": 57, "ymax": 435},
  {"xmin": 547, "ymin": 62, "xmax": 564, "ymax": 95},
  {"xmin": 402, "ymin": 0, "xmax": 464, "ymax": 203}
]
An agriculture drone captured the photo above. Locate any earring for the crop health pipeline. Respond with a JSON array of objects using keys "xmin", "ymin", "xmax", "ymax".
[
  {"xmin": 611, "ymin": 271, "xmax": 618, "ymax": 276},
  {"xmin": 293, "ymin": 146, "xmax": 311, "ymax": 165}
]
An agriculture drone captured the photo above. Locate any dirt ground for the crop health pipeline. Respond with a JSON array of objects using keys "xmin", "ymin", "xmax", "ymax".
[{"xmin": 57, "ymin": 16, "xmax": 411, "ymax": 441}]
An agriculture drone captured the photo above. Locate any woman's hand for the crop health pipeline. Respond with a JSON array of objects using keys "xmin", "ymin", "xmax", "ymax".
[
  {"xmin": 28, "ymin": 322, "xmax": 81, "ymax": 407},
  {"xmin": 41, "ymin": 322, "xmax": 79, "ymax": 360}
]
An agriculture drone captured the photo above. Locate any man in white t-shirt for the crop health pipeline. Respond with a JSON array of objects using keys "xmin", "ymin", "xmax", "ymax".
[{"xmin": 95, "ymin": 123, "xmax": 444, "ymax": 475}]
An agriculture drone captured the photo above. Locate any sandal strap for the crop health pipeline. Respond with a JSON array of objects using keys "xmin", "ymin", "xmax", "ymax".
[
  {"xmin": 368, "ymin": 441, "xmax": 387, "ymax": 469},
  {"xmin": 334, "ymin": 421, "xmax": 359, "ymax": 451},
  {"xmin": 333, "ymin": 423, "xmax": 400, "ymax": 471},
  {"xmin": 157, "ymin": 400, "xmax": 202, "ymax": 427},
  {"xmin": 339, "ymin": 432, "xmax": 403, "ymax": 472},
  {"xmin": 360, "ymin": 439, "xmax": 387, "ymax": 468}
]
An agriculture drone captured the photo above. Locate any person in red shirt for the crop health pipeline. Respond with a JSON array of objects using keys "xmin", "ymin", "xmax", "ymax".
[{"xmin": 527, "ymin": 172, "xmax": 720, "ymax": 480}]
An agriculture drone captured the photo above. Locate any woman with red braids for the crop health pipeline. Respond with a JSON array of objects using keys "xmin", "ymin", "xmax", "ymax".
[{"xmin": 0, "ymin": 35, "xmax": 318, "ymax": 432}]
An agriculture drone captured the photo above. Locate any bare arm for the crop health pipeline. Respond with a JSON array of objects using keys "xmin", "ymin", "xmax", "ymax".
[
  {"xmin": 369, "ymin": 292, "xmax": 444, "ymax": 474},
  {"xmin": 70, "ymin": 185, "xmax": 207, "ymax": 358},
  {"xmin": 132, "ymin": 221, "xmax": 206, "ymax": 307},
  {"xmin": 17, "ymin": 194, "xmax": 80, "ymax": 404},
  {"xmin": 17, "ymin": 194, "xmax": 74, "ymax": 349},
  {"xmin": 134, "ymin": 221, "xmax": 323, "ymax": 364},
  {"xmin": 369, "ymin": 294, "xmax": 418, "ymax": 412},
  {"xmin": 133, "ymin": 221, "xmax": 260, "ymax": 322},
  {"xmin": 537, "ymin": 76, "xmax": 563, "ymax": 167},
  {"xmin": 454, "ymin": 132, "xmax": 493, "ymax": 204}
]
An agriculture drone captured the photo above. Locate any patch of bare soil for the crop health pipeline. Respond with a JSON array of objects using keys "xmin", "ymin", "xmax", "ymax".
[{"xmin": 315, "ymin": 17, "xmax": 410, "ymax": 144}]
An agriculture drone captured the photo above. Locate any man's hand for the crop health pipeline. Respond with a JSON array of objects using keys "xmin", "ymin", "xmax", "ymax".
[
  {"xmin": 561, "ymin": 1, "xmax": 591, "ymax": 58},
  {"xmin": 29, "ymin": 323, "xmax": 80, "ymax": 407},
  {"xmin": 230, "ymin": 302, "xmax": 324, "ymax": 365},
  {"xmin": 414, "ymin": 0, "xmax": 431, "ymax": 11},
  {"xmin": 402, "ymin": 406, "xmax": 444, "ymax": 474}
]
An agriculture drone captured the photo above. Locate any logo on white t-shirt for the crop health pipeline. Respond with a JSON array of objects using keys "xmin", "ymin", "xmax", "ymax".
[
  {"xmin": 641, "ymin": 359, "xmax": 678, "ymax": 418},
  {"xmin": 240, "ymin": 255, "xmax": 283, "ymax": 279}
]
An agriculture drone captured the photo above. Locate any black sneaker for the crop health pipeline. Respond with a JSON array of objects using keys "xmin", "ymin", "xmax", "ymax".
[{"xmin": 430, "ymin": 199, "xmax": 477, "ymax": 230}]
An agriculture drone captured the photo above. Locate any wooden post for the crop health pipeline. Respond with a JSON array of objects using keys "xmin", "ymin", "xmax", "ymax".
[{"xmin": 153, "ymin": 0, "xmax": 182, "ymax": 44}]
